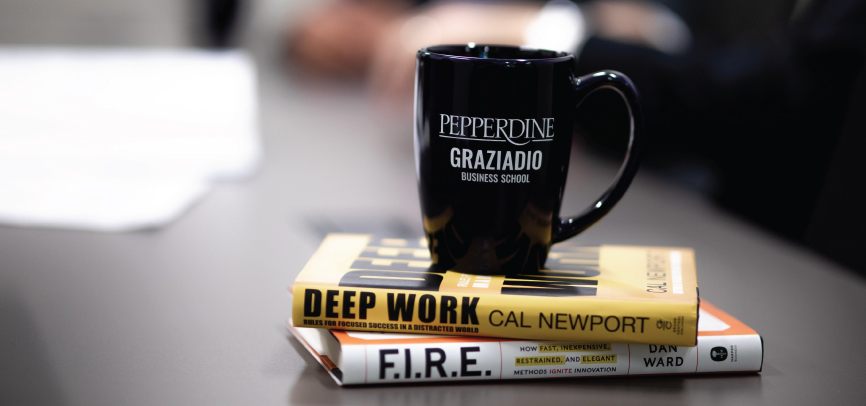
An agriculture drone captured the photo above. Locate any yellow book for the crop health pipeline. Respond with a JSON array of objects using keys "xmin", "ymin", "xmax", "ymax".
[{"xmin": 292, "ymin": 234, "xmax": 699, "ymax": 346}]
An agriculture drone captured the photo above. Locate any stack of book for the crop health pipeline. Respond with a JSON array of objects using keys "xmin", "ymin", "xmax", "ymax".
[{"xmin": 288, "ymin": 234, "xmax": 763, "ymax": 386}]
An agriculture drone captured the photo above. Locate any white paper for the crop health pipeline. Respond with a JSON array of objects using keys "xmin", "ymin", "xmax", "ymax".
[{"xmin": 0, "ymin": 47, "xmax": 261, "ymax": 231}]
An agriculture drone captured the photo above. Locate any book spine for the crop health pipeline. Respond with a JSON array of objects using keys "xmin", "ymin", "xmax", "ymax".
[
  {"xmin": 340, "ymin": 334, "xmax": 763, "ymax": 385},
  {"xmin": 293, "ymin": 285, "xmax": 698, "ymax": 346}
]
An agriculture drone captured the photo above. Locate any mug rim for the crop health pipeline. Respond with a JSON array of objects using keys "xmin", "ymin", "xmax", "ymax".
[{"xmin": 419, "ymin": 44, "xmax": 573, "ymax": 63}]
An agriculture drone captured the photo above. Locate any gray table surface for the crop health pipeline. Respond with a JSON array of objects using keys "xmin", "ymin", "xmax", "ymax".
[{"xmin": 2, "ymin": 1, "xmax": 865, "ymax": 405}]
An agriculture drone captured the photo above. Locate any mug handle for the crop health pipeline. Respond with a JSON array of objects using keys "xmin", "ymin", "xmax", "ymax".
[{"xmin": 552, "ymin": 70, "xmax": 645, "ymax": 243}]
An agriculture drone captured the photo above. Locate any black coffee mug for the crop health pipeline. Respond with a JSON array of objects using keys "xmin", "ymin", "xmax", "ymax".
[{"xmin": 415, "ymin": 45, "xmax": 644, "ymax": 274}]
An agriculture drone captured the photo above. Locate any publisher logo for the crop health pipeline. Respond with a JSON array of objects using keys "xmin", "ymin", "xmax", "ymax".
[{"xmin": 710, "ymin": 346, "xmax": 728, "ymax": 362}]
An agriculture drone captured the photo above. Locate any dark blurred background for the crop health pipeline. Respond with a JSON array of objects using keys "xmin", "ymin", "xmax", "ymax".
[{"xmin": 285, "ymin": 0, "xmax": 866, "ymax": 274}]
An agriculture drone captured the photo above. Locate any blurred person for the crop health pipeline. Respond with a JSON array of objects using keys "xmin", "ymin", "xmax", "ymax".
[
  {"xmin": 287, "ymin": 0, "xmax": 866, "ymax": 271},
  {"xmin": 287, "ymin": 0, "xmax": 688, "ymax": 93},
  {"xmin": 572, "ymin": 0, "xmax": 866, "ymax": 271},
  {"xmin": 287, "ymin": 0, "xmax": 409, "ymax": 78}
]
